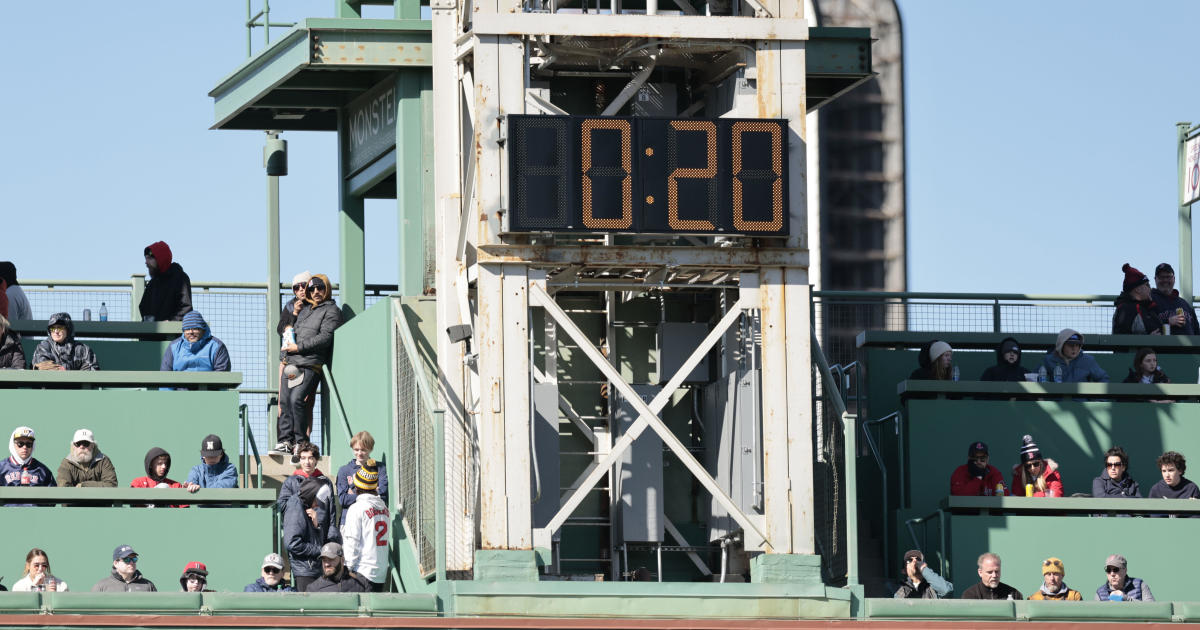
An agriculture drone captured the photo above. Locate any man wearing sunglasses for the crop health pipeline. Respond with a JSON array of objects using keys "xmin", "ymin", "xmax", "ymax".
[
  {"xmin": 275, "ymin": 271, "xmax": 315, "ymax": 455},
  {"xmin": 244, "ymin": 553, "xmax": 294, "ymax": 592},
  {"xmin": 278, "ymin": 273, "xmax": 343, "ymax": 463},
  {"xmin": 91, "ymin": 545, "xmax": 157, "ymax": 592},
  {"xmin": 56, "ymin": 429, "xmax": 117, "ymax": 488},
  {"xmin": 1095, "ymin": 554, "xmax": 1154, "ymax": 601},
  {"xmin": 2, "ymin": 426, "xmax": 54, "ymax": 489}
]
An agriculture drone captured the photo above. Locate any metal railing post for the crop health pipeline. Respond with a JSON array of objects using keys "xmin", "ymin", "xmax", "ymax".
[
  {"xmin": 842, "ymin": 411, "xmax": 858, "ymax": 587},
  {"xmin": 130, "ymin": 275, "xmax": 145, "ymax": 321},
  {"xmin": 992, "ymin": 299, "xmax": 1001, "ymax": 333}
]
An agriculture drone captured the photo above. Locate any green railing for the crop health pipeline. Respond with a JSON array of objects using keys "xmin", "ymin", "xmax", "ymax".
[
  {"xmin": 811, "ymin": 329, "xmax": 857, "ymax": 587},
  {"xmin": 238, "ymin": 403, "xmax": 264, "ymax": 489}
]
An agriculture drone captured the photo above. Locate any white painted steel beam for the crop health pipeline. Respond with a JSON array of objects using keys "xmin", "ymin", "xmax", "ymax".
[
  {"xmin": 472, "ymin": 14, "xmax": 809, "ymax": 41},
  {"xmin": 531, "ymin": 284, "xmax": 770, "ymax": 551},
  {"xmin": 501, "ymin": 264, "xmax": 533, "ymax": 548},
  {"xmin": 478, "ymin": 244, "xmax": 809, "ymax": 267}
]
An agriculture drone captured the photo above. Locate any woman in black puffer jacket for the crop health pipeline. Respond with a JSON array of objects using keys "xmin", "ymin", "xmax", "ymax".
[
  {"xmin": 277, "ymin": 274, "xmax": 343, "ymax": 461},
  {"xmin": 0, "ymin": 315, "xmax": 25, "ymax": 369}
]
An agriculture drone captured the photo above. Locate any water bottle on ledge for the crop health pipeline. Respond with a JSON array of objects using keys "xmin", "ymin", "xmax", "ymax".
[
  {"xmin": 82, "ymin": 308, "xmax": 91, "ymax": 321},
  {"xmin": 1038, "ymin": 366, "xmax": 1047, "ymax": 383},
  {"xmin": 952, "ymin": 366, "xmax": 960, "ymax": 382},
  {"xmin": 99, "ymin": 302, "xmax": 108, "ymax": 322},
  {"xmin": 1053, "ymin": 365, "xmax": 1063, "ymax": 383}
]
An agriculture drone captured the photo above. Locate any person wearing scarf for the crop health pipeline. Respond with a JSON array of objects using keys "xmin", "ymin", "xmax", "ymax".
[{"xmin": 0, "ymin": 427, "xmax": 55, "ymax": 498}]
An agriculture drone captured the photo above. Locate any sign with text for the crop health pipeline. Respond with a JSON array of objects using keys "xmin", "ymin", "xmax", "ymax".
[
  {"xmin": 342, "ymin": 77, "xmax": 398, "ymax": 177},
  {"xmin": 1185, "ymin": 136, "xmax": 1200, "ymax": 206},
  {"xmin": 506, "ymin": 115, "xmax": 790, "ymax": 236}
]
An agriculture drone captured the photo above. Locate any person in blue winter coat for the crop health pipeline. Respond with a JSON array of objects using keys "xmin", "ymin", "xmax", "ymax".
[
  {"xmin": 184, "ymin": 434, "xmax": 237, "ymax": 492},
  {"xmin": 160, "ymin": 311, "xmax": 230, "ymax": 372},
  {"xmin": 285, "ymin": 477, "xmax": 338, "ymax": 592},
  {"xmin": 243, "ymin": 553, "xmax": 294, "ymax": 592},
  {"xmin": 1041, "ymin": 329, "xmax": 1109, "ymax": 383},
  {"xmin": 1, "ymin": 426, "xmax": 55, "ymax": 488}
]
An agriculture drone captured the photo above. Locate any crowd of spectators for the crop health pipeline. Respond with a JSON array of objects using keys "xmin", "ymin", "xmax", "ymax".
[{"xmin": 895, "ymin": 551, "xmax": 1154, "ymax": 602}]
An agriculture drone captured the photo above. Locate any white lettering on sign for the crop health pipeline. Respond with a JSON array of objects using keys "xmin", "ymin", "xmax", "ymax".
[
  {"xmin": 348, "ymin": 87, "xmax": 397, "ymax": 153},
  {"xmin": 1185, "ymin": 136, "xmax": 1200, "ymax": 206}
]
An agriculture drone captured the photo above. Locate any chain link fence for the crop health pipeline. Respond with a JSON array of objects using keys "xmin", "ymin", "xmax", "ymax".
[
  {"xmin": 18, "ymin": 281, "xmax": 394, "ymax": 454},
  {"xmin": 393, "ymin": 306, "xmax": 440, "ymax": 577},
  {"xmin": 813, "ymin": 292, "xmax": 1121, "ymax": 369}
]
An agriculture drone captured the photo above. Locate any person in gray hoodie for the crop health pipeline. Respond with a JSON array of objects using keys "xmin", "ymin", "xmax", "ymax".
[
  {"xmin": 31, "ymin": 313, "xmax": 98, "ymax": 371},
  {"xmin": 56, "ymin": 428, "xmax": 117, "ymax": 487},
  {"xmin": 1040, "ymin": 329, "xmax": 1109, "ymax": 383}
]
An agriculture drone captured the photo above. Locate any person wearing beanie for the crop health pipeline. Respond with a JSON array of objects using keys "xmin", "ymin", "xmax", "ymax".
[
  {"xmin": 909, "ymin": 339, "xmax": 954, "ymax": 381},
  {"xmin": 159, "ymin": 311, "xmax": 230, "ymax": 373},
  {"xmin": 0, "ymin": 314, "xmax": 27, "ymax": 370},
  {"xmin": 951, "ymin": 441, "xmax": 1006, "ymax": 496},
  {"xmin": 1113, "ymin": 263, "xmax": 1161, "ymax": 335},
  {"xmin": 179, "ymin": 561, "xmax": 212, "ymax": 592},
  {"xmin": 1009, "ymin": 435, "xmax": 1063, "ymax": 497},
  {"xmin": 1149, "ymin": 263, "xmax": 1200, "ymax": 335},
  {"xmin": 56, "ymin": 428, "xmax": 118, "ymax": 488},
  {"xmin": 0, "ymin": 262, "xmax": 32, "ymax": 321},
  {"xmin": 341, "ymin": 459, "xmax": 390, "ymax": 591},
  {"xmin": 138, "ymin": 241, "xmax": 193, "ymax": 322},
  {"xmin": 284, "ymin": 476, "xmax": 337, "ymax": 592},
  {"xmin": 893, "ymin": 549, "xmax": 953, "ymax": 599},
  {"xmin": 31, "ymin": 313, "xmax": 99, "ymax": 371},
  {"xmin": 1092, "ymin": 446, "xmax": 1140, "ymax": 498},
  {"xmin": 1040, "ymin": 329, "xmax": 1108, "ymax": 383},
  {"xmin": 1095, "ymin": 554, "xmax": 1154, "ymax": 601},
  {"xmin": 278, "ymin": 273, "xmax": 343, "ymax": 462},
  {"xmin": 980, "ymin": 337, "xmax": 1031, "ymax": 382},
  {"xmin": 1029, "ymin": 557, "xmax": 1082, "ymax": 601},
  {"xmin": 0, "ymin": 426, "xmax": 55, "ymax": 490},
  {"xmin": 1147, "ymin": 450, "xmax": 1200, "ymax": 499}
]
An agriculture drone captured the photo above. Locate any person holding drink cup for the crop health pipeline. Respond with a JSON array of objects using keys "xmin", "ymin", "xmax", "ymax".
[
  {"xmin": 1010, "ymin": 435, "xmax": 1063, "ymax": 497},
  {"xmin": 11, "ymin": 549, "xmax": 68, "ymax": 592}
]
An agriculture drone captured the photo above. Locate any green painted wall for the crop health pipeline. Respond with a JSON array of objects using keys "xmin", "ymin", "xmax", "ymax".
[
  {"xmin": 0, "ymin": 505, "xmax": 273, "ymax": 593},
  {"xmin": 946, "ymin": 514, "xmax": 1200, "ymax": 602},
  {"xmin": 19, "ymin": 338, "xmax": 170, "ymax": 371},
  {"xmin": 3, "ymin": 389, "xmax": 239, "ymax": 487}
]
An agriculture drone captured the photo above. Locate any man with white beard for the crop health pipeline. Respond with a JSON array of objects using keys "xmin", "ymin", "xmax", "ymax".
[{"xmin": 56, "ymin": 429, "xmax": 117, "ymax": 487}]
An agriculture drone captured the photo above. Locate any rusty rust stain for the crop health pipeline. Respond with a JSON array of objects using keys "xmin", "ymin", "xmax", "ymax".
[{"xmin": 358, "ymin": 44, "xmax": 365, "ymax": 50}]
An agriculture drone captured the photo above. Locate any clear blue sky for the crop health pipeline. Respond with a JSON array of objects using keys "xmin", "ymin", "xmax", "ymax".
[{"xmin": 3, "ymin": 2, "xmax": 1199, "ymax": 297}]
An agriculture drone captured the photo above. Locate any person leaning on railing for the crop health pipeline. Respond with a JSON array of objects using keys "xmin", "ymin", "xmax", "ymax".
[
  {"xmin": 1150, "ymin": 263, "xmax": 1200, "ymax": 335},
  {"xmin": 1096, "ymin": 554, "xmax": 1154, "ymax": 601},
  {"xmin": 893, "ymin": 549, "xmax": 952, "ymax": 599},
  {"xmin": 1010, "ymin": 435, "xmax": 1063, "ymax": 497},
  {"xmin": 11, "ymin": 548, "xmax": 68, "ymax": 592},
  {"xmin": 910, "ymin": 340, "xmax": 954, "ymax": 381},
  {"xmin": 1112, "ymin": 264, "xmax": 1162, "ymax": 335},
  {"xmin": 278, "ymin": 274, "xmax": 343, "ymax": 463},
  {"xmin": 1092, "ymin": 446, "xmax": 1141, "ymax": 498},
  {"xmin": 1, "ymin": 426, "xmax": 55, "ymax": 489},
  {"xmin": 31, "ymin": 313, "xmax": 98, "ymax": 371},
  {"xmin": 0, "ymin": 314, "xmax": 26, "ymax": 369},
  {"xmin": 1040, "ymin": 329, "xmax": 1107, "ymax": 383},
  {"xmin": 950, "ymin": 441, "xmax": 1006, "ymax": 496},
  {"xmin": 979, "ymin": 337, "xmax": 1031, "ymax": 382},
  {"xmin": 1028, "ymin": 557, "xmax": 1081, "ymax": 601}
]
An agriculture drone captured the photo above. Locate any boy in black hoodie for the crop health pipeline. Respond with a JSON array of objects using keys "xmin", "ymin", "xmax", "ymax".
[{"xmin": 980, "ymin": 337, "xmax": 1030, "ymax": 382}]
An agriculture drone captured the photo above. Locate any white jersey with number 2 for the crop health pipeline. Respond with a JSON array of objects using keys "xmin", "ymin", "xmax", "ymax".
[{"xmin": 341, "ymin": 492, "xmax": 389, "ymax": 583}]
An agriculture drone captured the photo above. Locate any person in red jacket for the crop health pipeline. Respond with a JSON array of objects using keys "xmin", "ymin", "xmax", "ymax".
[
  {"xmin": 951, "ymin": 441, "xmax": 1006, "ymax": 496},
  {"xmin": 1010, "ymin": 434, "xmax": 1064, "ymax": 497}
]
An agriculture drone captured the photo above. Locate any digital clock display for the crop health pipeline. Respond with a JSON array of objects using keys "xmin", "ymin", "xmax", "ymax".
[{"xmin": 507, "ymin": 115, "xmax": 789, "ymax": 236}]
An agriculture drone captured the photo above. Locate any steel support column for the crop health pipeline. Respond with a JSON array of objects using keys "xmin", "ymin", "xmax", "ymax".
[{"xmin": 337, "ymin": 115, "xmax": 366, "ymax": 317}]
